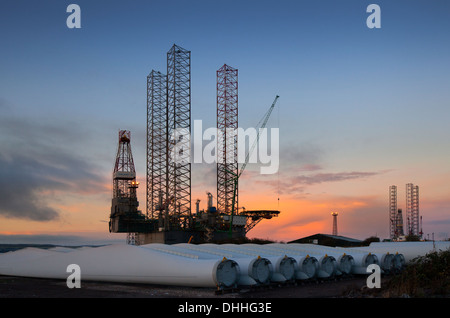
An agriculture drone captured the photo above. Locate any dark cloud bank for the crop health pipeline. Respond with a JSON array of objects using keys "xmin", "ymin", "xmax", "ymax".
[{"xmin": 0, "ymin": 114, "xmax": 108, "ymax": 221}]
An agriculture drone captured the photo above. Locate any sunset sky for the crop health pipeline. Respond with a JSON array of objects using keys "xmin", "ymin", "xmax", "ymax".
[{"xmin": 1, "ymin": 0, "xmax": 449, "ymax": 244}]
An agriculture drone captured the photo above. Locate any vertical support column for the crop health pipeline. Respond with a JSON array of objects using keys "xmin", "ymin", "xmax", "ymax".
[
  {"xmin": 406, "ymin": 183, "xmax": 420, "ymax": 236},
  {"xmin": 406, "ymin": 183, "xmax": 412, "ymax": 235},
  {"xmin": 413, "ymin": 185, "xmax": 419, "ymax": 236},
  {"xmin": 217, "ymin": 64, "xmax": 238, "ymax": 215},
  {"xmin": 147, "ymin": 70, "xmax": 167, "ymax": 220},
  {"xmin": 389, "ymin": 185, "xmax": 397, "ymax": 239},
  {"xmin": 167, "ymin": 44, "xmax": 191, "ymax": 229}
]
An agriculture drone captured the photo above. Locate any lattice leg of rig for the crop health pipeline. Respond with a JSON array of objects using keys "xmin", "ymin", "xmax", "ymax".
[{"xmin": 217, "ymin": 64, "xmax": 238, "ymax": 215}]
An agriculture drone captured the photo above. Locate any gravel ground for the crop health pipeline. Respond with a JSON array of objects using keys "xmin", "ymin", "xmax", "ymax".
[
  {"xmin": 0, "ymin": 275, "xmax": 371, "ymax": 298},
  {"xmin": 2, "ymin": 275, "xmax": 427, "ymax": 318}
]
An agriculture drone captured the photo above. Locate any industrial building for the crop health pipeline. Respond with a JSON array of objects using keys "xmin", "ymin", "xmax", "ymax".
[
  {"xmin": 289, "ymin": 234, "xmax": 363, "ymax": 247},
  {"xmin": 109, "ymin": 44, "xmax": 279, "ymax": 244}
]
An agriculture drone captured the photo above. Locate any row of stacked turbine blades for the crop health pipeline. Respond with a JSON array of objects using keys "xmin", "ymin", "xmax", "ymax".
[{"xmin": 1, "ymin": 241, "xmax": 449, "ymax": 289}]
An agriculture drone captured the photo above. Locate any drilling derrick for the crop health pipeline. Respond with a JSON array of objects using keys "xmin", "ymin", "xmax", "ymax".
[
  {"xmin": 217, "ymin": 64, "xmax": 239, "ymax": 216},
  {"xmin": 109, "ymin": 130, "xmax": 153, "ymax": 234},
  {"xmin": 395, "ymin": 209, "xmax": 405, "ymax": 237}
]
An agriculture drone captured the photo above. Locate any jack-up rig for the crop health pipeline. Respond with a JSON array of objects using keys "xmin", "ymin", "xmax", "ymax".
[{"xmin": 109, "ymin": 44, "xmax": 279, "ymax": 244}]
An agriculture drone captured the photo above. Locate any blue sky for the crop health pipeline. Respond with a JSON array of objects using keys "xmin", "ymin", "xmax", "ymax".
[{"xmin": 0, "ymin": 0, "xmax": 449, "ymax": 243}]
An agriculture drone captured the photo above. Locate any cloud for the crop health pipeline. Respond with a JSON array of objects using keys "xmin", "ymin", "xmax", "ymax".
[
  {"xmin": 252, "ymin": 167, "xmax": 387, "ymax": 198},
  {"xmin": 0, "ymin": 156, "xmax": 60, "ymax": 221},
  {"xmin": 279, "ymin": 143, "xmax": 325, "ymax": 171},
  {"xmin": 291, "ymin": 171, "xmax": 381, "ymax": 185},
  {"xmin": 298, "ymin": 164, "xmax": 322, "ymax": 172},
  {"xmin": 0, "ymin": 113, "xmax": 109, "ymax": 221},
  {"xmin": 0, "ymin": 233, "xmax": 124, "ymax": 245}
]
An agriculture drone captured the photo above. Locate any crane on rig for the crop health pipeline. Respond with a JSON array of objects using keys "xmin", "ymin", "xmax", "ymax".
[{"xmin": 226, "ymin": 95, "xmax": 280, "ymax": 238}]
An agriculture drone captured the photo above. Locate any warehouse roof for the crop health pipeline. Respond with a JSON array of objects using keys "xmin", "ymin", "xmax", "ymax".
[{"xmin": 288, "ymin": 233, "xmax": 363, "ymax": 247}]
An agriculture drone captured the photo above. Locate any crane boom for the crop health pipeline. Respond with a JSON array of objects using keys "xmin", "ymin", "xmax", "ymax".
[
  {"xmin": 227, "ymin": 95, "xmax": 279, "ymax": 238},
  {"xmin": 238, "ymin": 95, "xmax": 279, "ymax": 178}
]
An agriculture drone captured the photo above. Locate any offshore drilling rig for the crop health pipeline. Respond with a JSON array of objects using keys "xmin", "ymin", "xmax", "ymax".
[{"xmin": 109, "ymin": 44, "xmax": 279, "ymax": 244}]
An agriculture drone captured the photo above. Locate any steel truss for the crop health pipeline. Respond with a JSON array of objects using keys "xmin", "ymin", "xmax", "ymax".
[
  {"xmin": 389, "ymin": 185, "xmax": 397, "ymax": 239},
  {"xmin": 147, "ymin": 70, "xmax": 167, "ymax": 220},
  {"xmin": 113, "ymin": 130, "xmax": 136, "ymax": 199},
  {"xmin": 217, "ymin": 64, "xmax": 238, "ymax": 215},
  {"xmin": 406, "ymin": 183, "xmax": 419, "ymax": 236},
  {"xmin": 167, "ymin": 44, "xmax": 191, "ymax": 229},
  {"xmin": 146, "ymin": 44, "xmax": 192, "ymax": 231}
]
